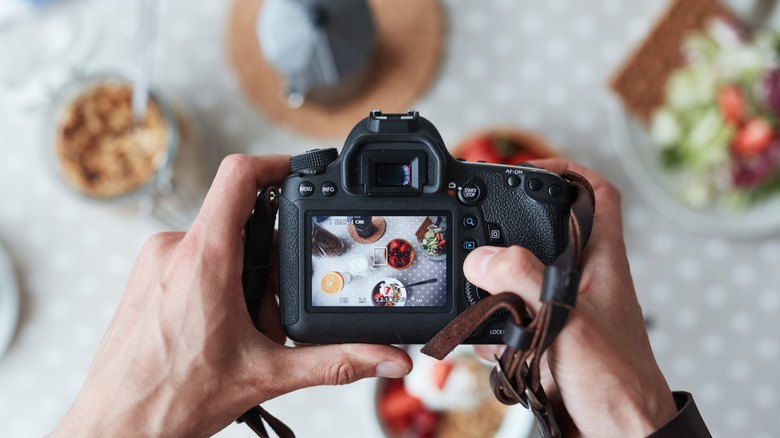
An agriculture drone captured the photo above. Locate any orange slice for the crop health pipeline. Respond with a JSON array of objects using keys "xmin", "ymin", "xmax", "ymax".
[{"xmin": 320, "ymin": 272, "xmax": 344, "ymax": 295}]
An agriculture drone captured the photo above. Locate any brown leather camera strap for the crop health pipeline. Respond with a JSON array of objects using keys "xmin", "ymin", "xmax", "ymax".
[
  {"xmin": 421, "ymin": 170, "xmax": 595, "ymax": 438},
  {"xmin": 238, "ymin": 186, "xmax": 295, "ymax": 438}
]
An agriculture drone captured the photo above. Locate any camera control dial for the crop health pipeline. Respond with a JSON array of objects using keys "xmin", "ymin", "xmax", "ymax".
[{"xmin": 290, "ymin": 148, "xmax": 339, "ymax": 175}]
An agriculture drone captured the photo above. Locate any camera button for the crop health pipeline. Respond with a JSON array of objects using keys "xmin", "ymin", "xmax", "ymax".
[
  {"xmin": 528, "ymin": 178, "xmax": 543, "ymax": 191},
  {"xmin": 321, "ymin": 182, "xmax": 337, "ymax": 197},
  {"xmin": 458, "ymin": 182, "xmax": 482, "ymax": 205},
  {"xmin": 486, "ymin": 223, "xmax": 504, "ymax": 244},
  {"xmin": 463, "ymin": 239, "xmax": 479, "ymax": 251},
  {"xmin": 463, "ymin": 215, "xmax": 478, "ymax": 229},
  {"xmin": 298, "ymin": 181, "xmax": 315, "ymax": 197},
  {"xmin": 548, "ymin": 184, "xmax": 561, "ymax": 197},
  {"xmin": 507, "ymin": 174, "xmax": 521, "ymax": 187}
]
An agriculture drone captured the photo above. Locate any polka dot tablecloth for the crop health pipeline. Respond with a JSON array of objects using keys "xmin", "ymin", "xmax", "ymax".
[{"xmin": 0, "ymin": 0, "xmax": 778, "ymax": 437}]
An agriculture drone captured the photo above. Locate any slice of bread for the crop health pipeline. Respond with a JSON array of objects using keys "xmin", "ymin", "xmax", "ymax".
[{"xmin": 609, "ymin": 0, "xmax": 733, "ymax": 123}]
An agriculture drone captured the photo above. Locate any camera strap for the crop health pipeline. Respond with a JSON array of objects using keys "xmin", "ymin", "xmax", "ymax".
[
  {"xmin": 237, "ymin": 186, "xmax": 296, "ymax": 438},
  {"xmin": 421, "ymin": 170, "xmax": 595, "ymax": 438}
]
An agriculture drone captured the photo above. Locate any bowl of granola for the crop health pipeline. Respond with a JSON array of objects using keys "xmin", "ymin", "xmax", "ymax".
[{"xmin": 45, "ymin": 74, "xmax": 179, "ymax": 204}]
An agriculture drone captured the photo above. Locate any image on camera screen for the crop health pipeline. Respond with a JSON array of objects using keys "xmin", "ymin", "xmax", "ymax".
[{"xmin": 310, "ymin": 214, "xmax": 448, "ymax": 308}]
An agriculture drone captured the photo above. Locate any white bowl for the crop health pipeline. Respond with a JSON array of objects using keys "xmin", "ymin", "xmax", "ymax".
[{"xmin": 0, "ymin": 241, "xmax": 19, "ymax": 361}]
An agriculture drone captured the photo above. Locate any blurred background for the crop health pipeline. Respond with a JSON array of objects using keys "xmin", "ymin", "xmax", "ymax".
[{"xmin": 1, "ymin": 0, "xmax": 780, "ymax": 437}]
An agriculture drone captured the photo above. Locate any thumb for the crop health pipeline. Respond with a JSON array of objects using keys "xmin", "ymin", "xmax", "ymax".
[
  {"xmin": 263, "ymin": 344, "xmax": 412, "ymax": 395},
  {"xmin": 463, "ymin": 245, "xmax": 546, "ymax": 315}
]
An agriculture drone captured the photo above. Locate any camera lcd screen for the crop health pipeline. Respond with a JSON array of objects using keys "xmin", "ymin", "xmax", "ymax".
[
  {"xmin": 310, "ymin": 214, "xmax": 448, "ymax": 308},
  {"xmin": 375, "ymin": 163, "xmax": 412, "ymax": 187}
]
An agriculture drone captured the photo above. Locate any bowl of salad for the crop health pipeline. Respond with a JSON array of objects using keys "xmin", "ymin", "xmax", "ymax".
[
  {"xmin": 417, "ymin": 220, "xmax": 446, "ymax": 261},
  {"xmin": 611, "ymin": 17, "xmax": 780, "ymax": 237}
]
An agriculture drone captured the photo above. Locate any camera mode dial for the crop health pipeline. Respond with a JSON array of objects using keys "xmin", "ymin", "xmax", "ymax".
[{"xmin": 290, "ymin": 148, "xmax": 339, "ymax": 175}]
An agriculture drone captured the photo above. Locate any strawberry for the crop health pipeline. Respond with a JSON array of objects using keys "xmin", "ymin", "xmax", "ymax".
[
  {"xmin": 717, "ymin": 85, "xmax": 744, "ymax": 126},
  {"xmin": 378, "ymin": 387, "xmax": 423, "ymax": 434},
  {"xmin": 389, "ymin": 240, "xmax": 400, "ymax": 250},
  {"xmin": 409, "ymin": 408, "xmax": 439, "ymax": 437},
  {"xmin": 509, "ymin": 150, "xmax": 543, "ymax": 165},
  {"xmin": 389, "ymin": 255, "xmax": 398, "ymax": 267},
  {"xmin": 458, "ymin": 135, "xmax": 503, "ymax": 163},
  {"xmin": 459, "ymin": 134, "xmax": 545, "ymax": 164},
  {"xmin": 732, "ymin": 118, "xmax": 773, "ymax": 157},
  {"xmin": 431, "ymin": 360, "xmax": 455, "ymax": 389},
  {"xmin": 399, "ymin": 243, "xmax": 409, "ymax": 253}
]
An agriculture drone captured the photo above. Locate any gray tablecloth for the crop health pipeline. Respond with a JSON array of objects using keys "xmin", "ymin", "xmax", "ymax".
[{"xmin": 0, "ymin": 0, "xmax": 778, "ymax": 437}]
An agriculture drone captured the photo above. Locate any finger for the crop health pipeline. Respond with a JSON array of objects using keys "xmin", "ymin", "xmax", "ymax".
[
  {"xmin": 473, "ymin": 345, "xmax": 505, "ymax": 362},
  {"xmin": 189, "ymin": 154, "xmax": 291, "ymax": 251},
  {"xmin": 258, "ymin": 344, "xmax": 412, "ymax": 397},
  {"xmin": 256, "ymin": 290, "xmax": 285, "ymax": 345},
  {"xmin": 463, "ymin": 245, "xmax": 546, "ymax": 314},
  {"xmin": 530, "ymin": 158, "xmax": 624, "ymax": 247},
  {"xmin": 529, "ymin": 159, "xmax": 630, "ymax": 304}
]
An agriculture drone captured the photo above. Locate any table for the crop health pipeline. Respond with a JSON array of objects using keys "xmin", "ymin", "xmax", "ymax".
[{"xmin": 1, "ymin": 0, "xmax": 779, "ymax": 437}]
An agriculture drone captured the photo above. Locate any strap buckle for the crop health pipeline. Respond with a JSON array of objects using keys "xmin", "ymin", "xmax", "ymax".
[
  {"xmin": 492, "ymin": 354, "xmax": 526, "ymax": 407},
  {"xmin": 492, "ymin": 355, "xmax": 560, "ymax": 438}
]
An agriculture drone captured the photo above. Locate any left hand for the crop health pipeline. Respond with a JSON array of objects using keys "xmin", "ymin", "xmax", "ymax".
[{"xmin": 49, "ymin": 154, "xmax": 412, "ymax": 438}]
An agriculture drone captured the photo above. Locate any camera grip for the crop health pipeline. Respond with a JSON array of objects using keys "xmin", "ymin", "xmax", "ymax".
[
  {"xmin": 278, "ymin": 197, "xmax": 300, "ymax": 326},
  {"xmin": 476, "ymin": 171, "xmax": 566, "ymax": 264}
]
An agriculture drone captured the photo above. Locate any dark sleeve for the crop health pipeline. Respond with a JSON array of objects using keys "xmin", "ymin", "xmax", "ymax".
[{"xmin": 646, "ymin": 392, "xmax": 711, "ymax": 438}]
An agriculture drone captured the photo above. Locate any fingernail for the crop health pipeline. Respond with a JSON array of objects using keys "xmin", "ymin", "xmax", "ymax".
[
  {"xmin": 375, "ymin": 361, "xmax": 410, "ymax": 378},
  {"xmin": 465, "ymin": 246, "xmax": 500, "ymax": 278}
]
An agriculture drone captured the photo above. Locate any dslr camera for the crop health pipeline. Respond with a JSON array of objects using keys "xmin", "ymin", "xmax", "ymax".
[{"xmin": 278, "ymin": 111, "xmax": 574, "ymax": 344}]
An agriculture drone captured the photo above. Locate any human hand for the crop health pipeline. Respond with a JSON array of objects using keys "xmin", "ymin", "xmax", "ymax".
[
  {"xmin": 49, "ymin": 154, "xmax": 412, "ymax": 438},
  {"xmin": 467, "ymin": 159, "xmax": 677, "ymax": 438}
]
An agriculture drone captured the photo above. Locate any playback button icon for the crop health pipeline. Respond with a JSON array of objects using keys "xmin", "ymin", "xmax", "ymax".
[{"xmin": 463, "ymin": 239, "xmax": 479, "ymax": 251}]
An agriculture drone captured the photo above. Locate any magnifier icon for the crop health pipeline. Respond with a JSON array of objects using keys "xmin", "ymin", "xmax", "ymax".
[
  {"xmin": 466, "ymin": 217, "xmax": 474, "ymax": 226},
  {"xmin": 464, "ymin": 216, "xmax": 476, "ymax": 228}
]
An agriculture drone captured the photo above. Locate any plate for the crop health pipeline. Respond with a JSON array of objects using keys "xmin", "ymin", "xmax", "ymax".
[
  {"xmin": 0, "ymin": 241, "xmax": 20, "ymax": 360},
  {"xmin": 415, "ymin": 217, "xmax": 447, "ymax": 261},
  {"xmin": 607, "ymin": 97, "xmax": 780, "ymax": 238}
]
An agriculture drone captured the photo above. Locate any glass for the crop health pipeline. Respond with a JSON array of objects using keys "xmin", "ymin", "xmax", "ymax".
[
  {"xmin": 45, "ymin": 73, "xmax": 179, "ymax": 204},
  {"xmin": 311, "ymin": 223, "xmax": 343, "ymax": 258},
  {"xmin": 376, "ymin": 163, "xmax": 411, "ymax": 186},
  {"xmin": 41, "ymin": 73, "xmax": 215, "ymax": 229}
]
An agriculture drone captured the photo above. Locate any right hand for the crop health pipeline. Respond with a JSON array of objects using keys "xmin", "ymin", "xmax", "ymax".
[{"xmin": 466, "ymin": 159, "xmax": 677, "ymax": 438}]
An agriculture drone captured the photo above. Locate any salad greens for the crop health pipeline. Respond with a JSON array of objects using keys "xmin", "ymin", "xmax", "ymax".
[
  {"xmin": 421, "ymin": 224, "xmax": 445, "ymax": 257},
  {"xmin": 650, "ymin": 18, "xmax": 780, "ymax": 209}
]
